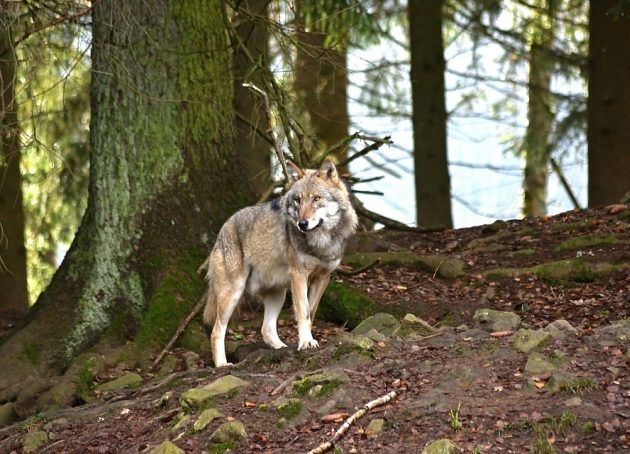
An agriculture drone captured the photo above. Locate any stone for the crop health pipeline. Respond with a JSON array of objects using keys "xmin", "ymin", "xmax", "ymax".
[
  {"xmin": 365, "ymin": 418, "xmax": 385, "ymax": 435},
  {"xmin": 544, "ymin": 319, "xmax": 578, "ymax": 339},
  {"xmin": 564, "ymin": 397, "xmax": 583, "ymax": 407},
  {"xmin": 181, "ymin": 375, "xmax": 249, "ymax": 412},
  {"xmin": 194, "ymin": 408, "xmax": 224, "ymax": 432},
  {"xmin": 422, "ymin": 438, "xmax": 457, "ymax": 454},
  {"xmin": 22, "ymin": 430, "xmax": 49, "ymax": 453},
  {"xmin": 274, "ymin": 398, "xmax": 303, "ymax": 420},
  {"xmin": 171, "ymin": 413, "xmax": 190, "ymax": 431},
  {"xmin": 524, "ymin": 352, "xmax": 559, "ymax": 375},
  {"xmin": 352, "ymin": 313, "xmax": 401, "ymax": 337},
  {"xmin": 94, "ymin": 372, "xmax": 143, "ymax": 393},
  {"xmin": 473, "ymin": 309, "xmax": 521, "ymax": 332},
  {"xmin": 0, "ymin": 402, "xmax": 15, "ymax": 428},
  {"xmin": 512, "ymin": 329, "xmax": 551, "ymax": 353},
  {"xmin": 403, "ymin": 314, "xmax": 436, "ymax": 335},
  {"xmin": 291, "ymin": 369, "xmax": 350, "ymax": 397},
  {"xmin": 149, "ymin": 440, "xmax": 185, "ymax": 454},
  {"xmin": 209, "ymin": 421, "xmax": 248, "ymax": 443}
]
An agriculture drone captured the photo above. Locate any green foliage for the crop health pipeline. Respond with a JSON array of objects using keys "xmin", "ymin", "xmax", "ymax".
[
  {"xmin": 449, "ymin": 403, "xmax": 462, "ymax": 431},
  {"xmin": 17, "ymin": 22, "xmax": 90, "ymax": 304}
]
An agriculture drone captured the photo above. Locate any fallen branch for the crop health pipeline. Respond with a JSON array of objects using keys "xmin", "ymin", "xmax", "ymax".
[
  {"xmin": 149, "ymin": 291, "xmax": 207, "ymax": 372},
  {"xmin": 353, "ymin": 203, "xmax": 446, "ymax": 233},
  {"xmin": 335, "ymin": 258, "xmax": 381, "ymax": 276},
  {"xmin": 306, "ymin": 390, "xmax": 397, "ymax": 454}
]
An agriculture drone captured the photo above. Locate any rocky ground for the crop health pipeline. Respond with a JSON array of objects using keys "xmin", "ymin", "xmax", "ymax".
[{"xmin": 0, "ymin": 205, "xmax": 629, "ymax": 453}]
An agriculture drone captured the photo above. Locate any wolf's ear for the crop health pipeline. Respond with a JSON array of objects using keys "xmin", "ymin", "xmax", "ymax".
[
  {"xmin": 287, "ymin": 161, "xmax": 305, "ymax": 181},
  {"xmin": 318, "ymin": 158, "xmax": 339, "ymax": 185}
]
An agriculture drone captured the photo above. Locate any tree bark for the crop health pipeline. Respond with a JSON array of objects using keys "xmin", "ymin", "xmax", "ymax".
[
  {"xmin": 0, "ymin": 5, "xmax": 29, "ymax": 314},
  {"xmin": 232, "ymin": 0, "xmax": 272, "ymax": 197},
  {"xmin": 409, "ymin": 0, "xmax": 453, "ymax": 228},
  {"xmin": 295, "ymin": 6, "xmax": 350, "ymax": 163},
  {"xmin": 523, "ymin": 1, "xmax": 556, "ymax": 218},
  {"xmin": 588, "ymin": 1, "xmax": 630, "ymax": 206},
  {"xmin": 0, "ymin": 0, "xmax": 252, "ymax": 412}
]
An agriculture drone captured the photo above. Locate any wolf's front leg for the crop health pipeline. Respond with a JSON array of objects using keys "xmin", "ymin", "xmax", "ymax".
[
  {"xmin": 290, "ymin": 272, "xmax": 319, "ymax": 350},
  {"xmin": 307, "ymin": 272, "xmax": 331, "ymax": 320}
]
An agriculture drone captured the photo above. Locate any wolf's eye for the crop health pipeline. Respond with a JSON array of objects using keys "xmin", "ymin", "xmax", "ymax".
[
  {"xmin": 294, "ymin": 197, "xmax": 300, "ymax": 204},
  {"xmin": 313, "ymin": 196, "xmax": 321, "ymax": 202}
]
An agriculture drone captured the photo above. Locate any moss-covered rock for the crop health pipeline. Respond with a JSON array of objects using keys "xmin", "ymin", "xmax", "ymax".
[
  {"xmin": 22, "ymin": 430, "xmax": 49, "ymax": 453},
  {"xmin": 149, "ymin": 440, "xmax": 185, "ymax": 454},
  {"xmin": 524, "ymin": 352, "xmax": 559, "ymax": 375},
  {"xmin": 291, "ymin": 370, "xmax": 349, "ymax": 397},
  {"xmin": 275, "ymin": 398, "xmax": 304, "ymax": 419},
  {"xmin": 554, "ymin": 234, "xmax": 617, "ymax": 252},
  {"xmin": 0, "ymin": 402, "xmax": 14, "ymax": 428},
  {"xmin": 473, "ymin": 309, "xmax": 521, "ymax": 332},
  {"xmin": 402, "ymin": 314, "xmax": 435, "ymax": 336},
  {"xmin": 181, "ymin": 375, "xmax": 249, "ymax": 412},
  {"xmin": 193, "ymin": 408, "xmax": 223, "ymax": 432},
  {"xmin": 209, "ymin": 420, "xmax": 248, "ymax": 443},
  {"xmin": 512, "ymin": 329, "xmax": 551, "ymax": 353},
  {"xmin": 94, "ymin": 372, "xmax": 143, "ymax": 393},
  {"xmin": 343, "ymin": 252, "xmax": 466, "ymax": 279},
  {"xmin": 365, "ymin": 418, "xmax": 385, "ymax": 435},
  {"xmin": 352, "ymin": 313, "xmax": 401, "ymax": 338},
  {"xmin": 421, "ymin": 438, "xmax": 457, "ymax": 454},
  {"xmin": 318, "ymin": 281, "xmax": 378, "ymax": 329}
]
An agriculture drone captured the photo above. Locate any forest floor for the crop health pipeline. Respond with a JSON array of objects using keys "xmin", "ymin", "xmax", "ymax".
[{"xmin": 1, "ymin": 205, "xmax": 630, "ymax": 453}]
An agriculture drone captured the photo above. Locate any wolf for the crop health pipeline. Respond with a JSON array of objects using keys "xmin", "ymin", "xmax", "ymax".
[{"xmin": 202, "ymin": 158, "xmax": 358, "ymax": 367}]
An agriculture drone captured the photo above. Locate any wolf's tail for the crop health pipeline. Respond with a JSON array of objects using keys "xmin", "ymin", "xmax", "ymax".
[{"xmin": 202, "ymin": 287, "xmax": 216, "ymax": 337}]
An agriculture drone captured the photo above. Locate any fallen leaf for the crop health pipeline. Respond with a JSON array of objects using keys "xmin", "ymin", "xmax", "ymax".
[
  {"xmin": 321, "ymin": 412, "xmax": 348, "ymax": 422},
  {"xmin": 244, "ymin": 401, "xmax": 256, "ymax": 408},
  {"xmin": 607, "ymin": 204, "xmax": 627, "ymax": 215},
  {"xmin": 490, "ymin": 331, "xmax": 513, "ymax": 337}
]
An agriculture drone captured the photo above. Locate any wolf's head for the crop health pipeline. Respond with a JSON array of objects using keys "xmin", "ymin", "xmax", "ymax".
[{"xmin": 285, "ymin": 158, "xmax": 354, "ymax": 233}]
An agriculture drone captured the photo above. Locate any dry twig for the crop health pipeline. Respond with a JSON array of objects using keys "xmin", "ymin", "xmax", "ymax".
[
  {"xmin": 335, "ymin": 258, "xmax": 381, "ymax": 276},
  {"xmin": 306, "ymin": 390, "xmax": 397, "ymax": 454}
]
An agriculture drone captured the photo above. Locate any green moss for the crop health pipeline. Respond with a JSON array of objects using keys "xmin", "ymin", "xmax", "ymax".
[
  {"xmin": 557, "ymin": 376, "xmax": 597, "ymax": 394},
  {"xmin": 22, "ymin": 341, "xmax": 40, "ymax": 366},
  {"xmin": 343, "ymin": 252, "xmax": 466, "ymax": 279},
  {"xmin": 483, "ymin": 267, "xmax": 519, "ymax": 281},
  {"xmin": 554, "ymin": 234, "xmax": 617, "ymax": 252},
  {"xmin": 508, "ymin": 248, "xmax": 536, "ymax": 258},
  {"xmin": 74, "ymin": 357, "xmax": 96, "ymax": 402},
  {"xmin": 318, "ymin": 281, "xmax": 378, "ymax": 329},
  {"xmin": 208, "ymin": 442, "xmax": 235, "ymax": 454},
  {"xmin": 134, "ymin": 250, "xmax": 205, "ymax": 352},
  {"xmin": 549, "ymin": 220, "xmax": 590, "ymax": 233},
  {"xmin": 277, "ymin": 399, "xmax": 303, "ymax": 419},
  {"xmin": 581, "ymin": 421, "xmax": 595, "ymax": 433}
]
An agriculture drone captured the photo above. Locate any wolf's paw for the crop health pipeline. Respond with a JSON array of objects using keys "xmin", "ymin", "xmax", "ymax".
[
  {"xmin": 297, "ymin": 337, "xmax": 319, "ymax": 351},
  {"xmin": 214, "ymin": 361, "xmax": 234, "ymax": 368}
]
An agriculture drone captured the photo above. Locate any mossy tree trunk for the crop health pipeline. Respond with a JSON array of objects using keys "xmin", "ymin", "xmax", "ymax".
[
  {"xmin": 522, "ymin": 0, "xmax": 556, "ymax": 218},
  {"xmin": 0, "ymin": 0, "xmax": 252, "ymax": 406},
  {"xmin": 587, "ymin": 0, "xmax": 630, "ymax": 206},
  {"xmin": 0, "ymin": 4, "xmax": 29, "ymax": 314},
  {"xmin": 409, "ymin": 0, "xmax": 453, "ymax": 228},
  {"xmin": 232, "ymin": 0, "xmax": 272, "ymax": 197}
]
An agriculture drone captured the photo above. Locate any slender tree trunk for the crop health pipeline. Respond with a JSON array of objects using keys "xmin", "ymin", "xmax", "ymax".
[
  {"xmin": 588, "ymin": 1, "xmax": 630, "ymax": 206},
  {"xmin": 295, "ymin": 6, "xmax": 349, "ymax": 163},
  {"xmin": 233, "ymin": 0, "xmax": 272, "ymax": 197},
  {"xmin": 0, "ymin": 0, "xmax": 251, "ymax": 416},
  {"xmin": 409, "ymin": 0, "xmax": 453, "ymax": 228},
  {"xmin": 523, "ymin": 1, "xmax": 556, "ymax": 218},
  {"xmin": 0, "ymin": 5, "xmax": 28, "ymax": 313}
]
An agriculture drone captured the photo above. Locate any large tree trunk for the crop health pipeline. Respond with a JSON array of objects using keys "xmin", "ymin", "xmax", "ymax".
[
  {"xmin": 0, "ymin": 0, "xmax": 252, "ymax": 416},
  {"xmin": 409, "ymin": 0, "xmax": 453, "ymax": 228},
  {"xmin": 233, "ymin": 0, "xmax": 272, "ymax": 197},
  {"xmin": 588, "ymin": 1, "xmax": 630, "ymax": 206},
  {"xmin": 0, "ymin": 5, "xmax": 28, "ymax": 314},
  {"xmin": 523, "ymin": 1, "xmax": 556, "ymax": 218},
  {"xmin": 294, "ymin": 7, "xmax": 350, "ymax": 163}
]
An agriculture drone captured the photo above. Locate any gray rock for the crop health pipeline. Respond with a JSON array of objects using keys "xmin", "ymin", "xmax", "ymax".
[
  {"xmin": 403, "ymin": 314, "xmax": 436, "ymax": 335},
  {"xmin": 352, "ymin": 313, "xmax": 401, "ymax": 337},
  {"xmin": 181, "ymin": 375, "xmax": 249, "ymax": 412},
  {"xmin": 512, "ymin": 329, "xmax": 551, "ymax": 353},
  {"xmin": 422, "ymin": 438, "xmax": 457, "ymax": 454},
  {"xmin": 473, "ymin": 309, "xmax": 521, "ymax": 332},
  {"xmin": 564, "ymin": 397, "xmax": 583, "ymax": 407},
  {"xmin": 544, "ymin": 319, "xmax": 579, "ymax": 339}
]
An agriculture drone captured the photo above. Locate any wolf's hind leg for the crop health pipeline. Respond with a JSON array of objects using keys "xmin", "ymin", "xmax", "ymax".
[
  {"xmin": 211, "ymin": 277, "xmax": 246, "ymax": 367},
  {"xmin": 261, "ymin": 289, "xmax": 288, "ymax": 349}
]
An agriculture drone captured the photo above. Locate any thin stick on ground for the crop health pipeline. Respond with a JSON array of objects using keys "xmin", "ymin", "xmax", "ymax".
[
  {"xmin": 335, "ymin": 258, "xmax": 381, "ymax": 276},
  {"xmin": 149, "ymin": 291, "xmax": 207, "ymax": 372},
  {"xmin": 306, "ymin": 390, "xmax": 397, "ymax": 454}
]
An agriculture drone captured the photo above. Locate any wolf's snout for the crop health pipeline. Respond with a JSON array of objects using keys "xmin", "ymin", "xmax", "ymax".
[{"xmin": 298, "ymin": 219, "xmax": 309, "ymax": 231}]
